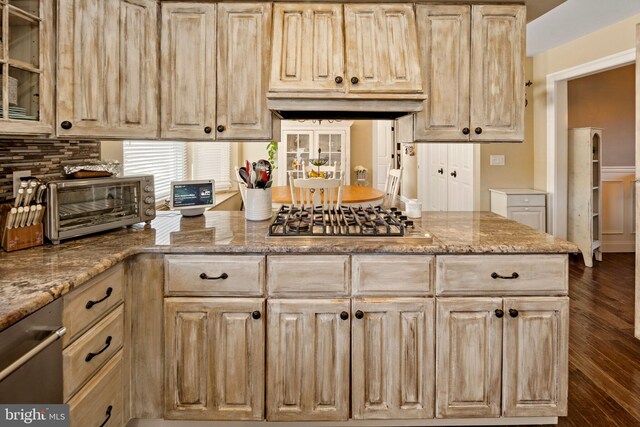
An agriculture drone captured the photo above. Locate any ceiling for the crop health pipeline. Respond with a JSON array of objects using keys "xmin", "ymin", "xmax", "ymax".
[{"xmin": 527, "ymin": 0, "xmax": 640, "ymax": 56}]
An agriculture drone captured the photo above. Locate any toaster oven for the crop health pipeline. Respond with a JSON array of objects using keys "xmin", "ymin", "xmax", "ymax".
[{"xmin": 45, "ymin": 175, "xmax": 155, "ymax": 244}]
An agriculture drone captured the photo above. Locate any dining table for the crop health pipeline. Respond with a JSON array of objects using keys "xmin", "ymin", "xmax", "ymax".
[{"xmin": 271, "ymin": 185, "xmax": 385, "ymax": 206}]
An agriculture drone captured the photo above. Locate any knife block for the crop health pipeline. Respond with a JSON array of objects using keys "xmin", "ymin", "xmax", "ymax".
[{"xmin": 0, "ymin": 204, "xmax": 44, "ymax": 252}]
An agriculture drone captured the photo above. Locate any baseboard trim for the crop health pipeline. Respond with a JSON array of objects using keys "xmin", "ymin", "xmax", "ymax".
[{"xmin": 602, "ymin": 241, "xmax": 636, "ymax": 253}]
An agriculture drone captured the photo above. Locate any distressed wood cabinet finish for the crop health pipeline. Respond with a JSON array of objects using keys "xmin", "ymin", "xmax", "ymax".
[
  {"xmin": 266, "ymin": 299, "xmax": 350, "ymax": 421},
  {"xmin": 164, "ymin": 298, "xmax": 265, "ymax": 420},
  {"xmin": 344, "ymin": 4, "xmax": 422, "ymax": 94},
  {"xmin": 436, "ymin": 298, "xmax": 503, "ymax": 418},
  {"xmin": 160, "ymin": 3, "xmax": 216, "ymax": 139},
  {"xmin": 351, "ymin": 298, "xmax": 435, "ymax": 419},
  {"xmin": 57, "ymin": 0, "xmax": 158, "ymax": 138},
  {"xmin": 217, "ymin": 3, "xmax": 273, "ymax": 140},
  {"xmin": 352, "ymin": 254, "xmax": 433, "ymax": 296},
  {"xmin": 502, "ymin": 297, "xmax": 569, "ymax": 417},
  {"xmin": 469, "ymin": 5, "xmax": 525, "ymax": 142},
  {"xmin": 269, "ymin": 3, "xmax": 345, "ymax": 93}
]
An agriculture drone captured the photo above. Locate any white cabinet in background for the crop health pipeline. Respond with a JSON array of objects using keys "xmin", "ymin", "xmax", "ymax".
[{"xmin": 490, "ymin": 189, "xmax": 547, "ymax": 232}]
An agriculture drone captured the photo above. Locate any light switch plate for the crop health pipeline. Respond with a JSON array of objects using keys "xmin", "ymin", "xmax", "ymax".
[
  {"xmin": 13, "ymin": 170, "xmax": 31, "ymax": 197},
  {"xmin": 490, "ymin": 155, "xmax": 505, "ymax": 166}
]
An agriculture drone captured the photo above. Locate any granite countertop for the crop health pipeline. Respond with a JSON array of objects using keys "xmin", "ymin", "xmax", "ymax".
[{"xmin": 0, "ymin": 211, "xmax": 578, "ymax": 331}]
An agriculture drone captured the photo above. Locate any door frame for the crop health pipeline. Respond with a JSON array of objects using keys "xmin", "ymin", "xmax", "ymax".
[{"xmin": 545, "ymin": 48, "xmax": 635, "ymax": 238}]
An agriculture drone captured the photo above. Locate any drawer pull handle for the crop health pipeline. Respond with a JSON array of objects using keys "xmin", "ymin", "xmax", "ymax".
[
  {"xmin": 86, "ymin": 287, "xmax": 113, "ymax": 309},
  {"xmin": 85, "ymin": 336, "xmax": 113, "ymax": 362},
  {"xmin": 199, "ymin": 272, "xmax": 229, "ymax": 280},
  {"xmin": 99, "ymin": 405, "xmax": 113, "ymax": 427},
  {"xmin": 355, "ymin": 310, "xmax": 364, "ymax": 319},
  {"xmin": 509, "ymin": 308, "xmax": 519, "ymax": 318},
  {"xmin": 491, "ymin": 272, "xmax": 519, "ymax": 280},
  {"xmin": 495, "ymin": 309, "xmax": 504, "ymax": 318}
]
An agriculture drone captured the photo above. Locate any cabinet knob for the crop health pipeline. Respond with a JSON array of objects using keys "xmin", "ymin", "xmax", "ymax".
[
  {"xmin": 217, "ymin": 125, "xmax": 225, "ymax": 133},
  {"xmin": 340, "ymin": 311, "xmax": 349, "ymax": 320},
  {"xmin": 475, "ymin": 127, "xmax": 483, "ymax": 135},
  {"xmin": 335, "ymin": 76, "xmax": 343, "ymax": 84},
  {"xmin": 437, "ymin": 168, "xmax": 443, "ymax": 174},
  {"xmin": 204, "ymin": 126, "xmax": 212, "ymax": 134},
  {"xmin": 355, "ymin": 310, "xmax": 364, "ymax": 319},
  {"xmin": 251, "ymin": 310, "xmax": 261, "ymax": 320},
  {"xmin": 495, "ymin": 309, "xmax": 504, "ymax": 318},
  {"xmin": 462, "ymin": 127, "xmax": 470, "ymax": 135},
  {"xmin": 350, "ymin": 76, "xmax": 359, "ymax": 84},
  {"xmin": 60, "ymin": 121, "xmax": 73, "ymax": 130},
  {"xmin": 509, "ymin": 308, "xmax": 519, "ymax": 318},
  {"xmin": 450, "ymin": 170, "xmax": 457, "ymax": 178}
]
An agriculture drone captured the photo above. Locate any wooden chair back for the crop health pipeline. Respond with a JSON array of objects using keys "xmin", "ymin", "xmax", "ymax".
[
  {"xmin": 384, "ymin": 166, "xmax": 403, "ymax": 204},
  {"xmin": 291, "ymin": 176, "xmax": 343, "ymax": 208}
]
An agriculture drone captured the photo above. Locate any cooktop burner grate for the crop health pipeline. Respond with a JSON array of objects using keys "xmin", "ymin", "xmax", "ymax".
[{"xmin": 269, "ymin": 204, "xmax": 414, "ymax": 237}]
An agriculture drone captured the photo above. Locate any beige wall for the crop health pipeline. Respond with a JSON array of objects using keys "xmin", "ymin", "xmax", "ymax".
[
  {"xmin": 533, "ymin": 13, "xmax": 640, "ymax": 190},
  {"xmin": 478, "ymin": 57, "xmax": 535, "ymax": 210},
  {"xmin": 349, "ymin": 120, "xmax": 373, "ymax": 184},
  {"xmin": 568, "ymin": 64, "xmax": 635, "ymax": 167}
]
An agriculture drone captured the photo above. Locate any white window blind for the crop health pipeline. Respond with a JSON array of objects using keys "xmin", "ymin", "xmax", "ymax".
[{"xmin": 188, "ymin": 142, "xmax": 232, "ymax": 191}]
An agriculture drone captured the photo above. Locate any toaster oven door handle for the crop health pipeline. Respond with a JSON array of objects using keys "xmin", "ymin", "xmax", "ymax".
[{"xmin": 0, "ymin": 327, "xmax": 66, "ymax": 382}]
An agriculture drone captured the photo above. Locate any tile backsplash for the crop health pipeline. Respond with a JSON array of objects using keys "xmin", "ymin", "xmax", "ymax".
[{"xmin": 0, "ymin": 140, "xmax": 100, "ymax": 202}]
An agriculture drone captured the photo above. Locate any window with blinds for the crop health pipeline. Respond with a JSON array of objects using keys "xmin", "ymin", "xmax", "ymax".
[{"xmin": 123, "ymin": 141, "xmax": 231, "ymax": 203}]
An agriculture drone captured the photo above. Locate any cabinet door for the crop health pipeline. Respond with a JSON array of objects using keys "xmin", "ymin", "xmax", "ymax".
[
  {"xmin": 160, "ymin": 3, "xmax": 216, "ymax": 139},
  {"xmin": 57, "ymin": 0, "xmax": 158, "ymax": 138},
  {"xmin": 508, "ymin": 206, "xmax": 546, "ymax": 232},
  {"xmin": 164, "ymin": 298, "xmax": 265, "ymax": 420},
  {"xmin": 270, "ymin": 4, "xmax": 345, "ymax": 93},
  {"xmin": 436, "ymin": 298, "xmax": 502, "ymax": 418},
  {"xmin": 469, "ymin": 5, "xmax": 525, "ymax": 141},
  {"xmin": 266, "ymin": 299, "xmax": 350, "ymax": 421},
  {"xmin": 217, "ymin": 3, "xmax": 272, "ymax": 140},
  {"xmin": 279, "ymin": 131, "xmax": 313, "ymax": 185},
  {"xmin": 502, "ymin": 297, "xmax": 569, "ymax": 417},
  {"xmin": 446, "ymin": 144, "xmax": 475, "ymax": 211},
  {"xmin": 344, "ymin": 4, "xmax": 422, "ymax": 94},
  {"xmin": 352, "ymin": 298, "xmax": 434, "ymax": 419},
  {"xmin": 423, "ymin": 144, "xmax": 448, "ymax": 211},
  {"xmin": 414, "ymin": 5, "xmax": 470, "ymax": 141}
]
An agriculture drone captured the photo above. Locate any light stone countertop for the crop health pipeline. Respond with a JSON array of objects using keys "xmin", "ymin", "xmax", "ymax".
[{"xmin": 0, "ymin": 211, "xmax": 578, "ymax": 331}]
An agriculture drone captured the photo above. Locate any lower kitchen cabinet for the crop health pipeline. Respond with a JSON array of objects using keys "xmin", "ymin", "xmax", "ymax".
[
  {"xmin": 436, "ymin": 297, "xmax": 569, "ymax": 418},
  {"xmin": 351, "ymin": 298, "xmax": 435, "ymax": 419},
  {"xmin": 164, "ymin": 298, "xmax": 265, "ymax": 421},
  {"xmin": 266, "ymin": 299, "xmax": 350, "ymax": 421}
]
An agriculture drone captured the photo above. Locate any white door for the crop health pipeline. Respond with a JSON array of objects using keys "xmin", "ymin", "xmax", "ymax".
[
  {"xmin": 373, "ymin": 121, "xmax": 395, "ymax": 190},
  {"xmin": 447, "ymin": 144, "xmax": 474, "ymax": 211}
]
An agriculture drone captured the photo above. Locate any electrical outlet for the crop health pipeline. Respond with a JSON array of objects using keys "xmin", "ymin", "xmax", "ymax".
[
  {"xmin": 13, "ymin": 170, "xmax": 31, "ymax": 197},
  {"xmin": 490, "ymin": 155, "xmax": 505, "ymax": 166}
]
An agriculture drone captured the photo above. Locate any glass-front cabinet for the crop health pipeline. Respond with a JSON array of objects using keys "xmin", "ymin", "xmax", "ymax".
[
  {"xmin": 278, "ymin": 121, "xmax": 352, "ymax": 185},
  {"xmin": 0, "ymin": 0, "xmax": 53, "ymax": 134}
]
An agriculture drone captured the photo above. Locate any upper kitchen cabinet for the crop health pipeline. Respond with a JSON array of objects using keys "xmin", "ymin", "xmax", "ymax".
[
  {"xmin": 160, "ymin": 3, "xmax": 215, "ymax": 140},
  {"xmin": 57, "ymin": 0, "xmax": 159, "ymax": 139},
  {"xmin": 398, "ymin": 4, "xmax": 525, "ymax": 143},
  {"xmin": 0, "ymin": 0, "xmax": 54, "ymax": 135},
  {"xmin": 216, "ymin": 3, "xmax": 273, "ymax": 140},
  {"xmin": 269, "ymin": 3, "xmax": 345, "ymax": 94},
  {"xmin": 343, "ymin": 4, "xmax": 422, "ymax": 94}
]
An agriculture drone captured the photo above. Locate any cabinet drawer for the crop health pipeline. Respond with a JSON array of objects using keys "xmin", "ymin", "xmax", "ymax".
[
  {"xmin": 267, "ymin": 255, "xmax": 350, "ymax": 297},
  {"xmin": 507, "ymin": 194, "xmax": 545, "ymax": 207},
  {"xmin": 63, "ymin": 264, "xmax": 124, "ymax": 346},
  {"xmin": 165, "ymin": 255, "xmax": 265, "ymax": 296},
  {"xmin": 68, "ymin": 350, "xmax": 123, "ymax": 427},
  {"xmin": 436, "ymin": 255, "xmax": 568, "ymax": 296},
  {"xmin": 352, "ymin": 255, "xmax": 433, "ymax": 296},
  {"xmin": 63, "ymin": 304, "xmax": 124, "ymax": 401}
]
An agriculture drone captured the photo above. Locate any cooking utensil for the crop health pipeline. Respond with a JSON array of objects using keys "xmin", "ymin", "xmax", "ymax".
[
  {"xmin": 238, "ymin": 168, "xmax": 250, "ymax": 185},
  {"xmin": 249, "ymin": 170, "xmax": 256, "ymax": 188}
]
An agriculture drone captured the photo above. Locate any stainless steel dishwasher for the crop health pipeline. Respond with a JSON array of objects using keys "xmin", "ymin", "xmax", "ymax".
[{"xmin": 0, "ymin": 298, "xmax": 65, "ymax": 403}]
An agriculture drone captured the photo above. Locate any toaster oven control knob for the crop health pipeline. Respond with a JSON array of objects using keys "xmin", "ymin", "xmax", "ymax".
[
  {"xmin": 145, "ymin": 209, "xmax": 155, "ymax": 217},
  {"xmin": 144, "ymin": 197, "xmax": 154, "ymax": 204},
  {"xmin": 144, "ymin": 185, "xmax": 153, "ymax": 193}
]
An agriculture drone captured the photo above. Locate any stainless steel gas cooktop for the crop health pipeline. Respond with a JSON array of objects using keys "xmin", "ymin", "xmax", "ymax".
[{"xmin": 268, "ymin": 204, "xmax": 432, "ymax": 240}]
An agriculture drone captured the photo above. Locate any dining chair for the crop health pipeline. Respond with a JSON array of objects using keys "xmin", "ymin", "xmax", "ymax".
[
  {"xmin": 302, "ymin": 160, "xmax": 338, "ymax": 180},
  {"xmin": 383, "ymin": 166, "xmax": 403, "ymax": 205},
  {"xmin": 290, "ymin": 175, "xmax": 343, "ymax": 208}
]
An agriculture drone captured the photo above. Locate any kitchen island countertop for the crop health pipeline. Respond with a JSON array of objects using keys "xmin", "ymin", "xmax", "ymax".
[{"xmin": 0, "ymin": 211, "xmax": 577, "ymax": 332}]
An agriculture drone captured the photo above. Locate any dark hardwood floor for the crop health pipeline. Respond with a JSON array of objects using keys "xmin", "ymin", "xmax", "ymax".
[{"xmin": 557, "ymin": 252, "xmax": 640, "ymax": 426}]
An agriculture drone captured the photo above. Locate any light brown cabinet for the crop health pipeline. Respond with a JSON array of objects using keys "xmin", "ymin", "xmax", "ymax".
[
  {"xmin": 57, "ymin": 0, "xmax": 158, "ymax": 138},
  {"xmin": 0, "ymin": 0, "xmax": 54, "ymax": 135},
  {"xmin": 399, "ymin": 4, "xmax": 525, "ymax": 142},
  {"xmin": 266, "ymin": 299, "xmax": 350, "ymax": 421},
  {"xmin": 351, "ymin": 298, "xmax": 435, "ymax": 419},
  {"xmin": 164, "ymin": 298, "xmax": 265, "ymax": 421},
  {"xmin": 436, "ymin": 297, "xmax": 569, "ymax": 418}
]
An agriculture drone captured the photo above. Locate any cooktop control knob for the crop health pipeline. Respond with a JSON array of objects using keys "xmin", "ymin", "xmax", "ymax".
[
  {"xmin": 144, "ymin": 197, "xmax": 154, "ymax": 204},
  {"xmin": 144, "ymin": 185, "xmax": 153, "ymax": 193},
  {"xmin": 145, "ymin": 209, "xmax": 155, "ymax": 216}
]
